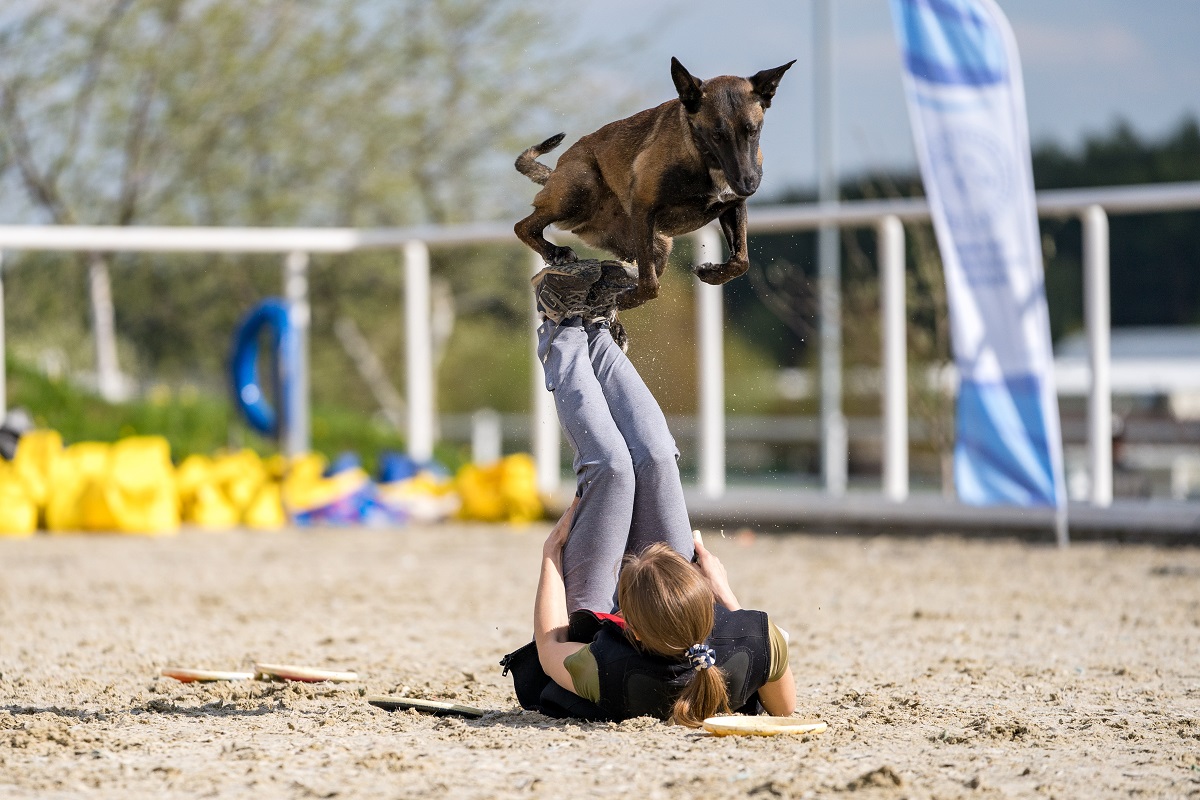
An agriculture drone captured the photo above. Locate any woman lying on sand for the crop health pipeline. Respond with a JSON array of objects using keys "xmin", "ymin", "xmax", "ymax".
[{"xmin": 512, "ymin": 261, "xmax": 796, "ymax": 726}]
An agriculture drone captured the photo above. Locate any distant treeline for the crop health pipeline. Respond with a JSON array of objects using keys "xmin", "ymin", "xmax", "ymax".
[{"xmin": 736, "ymin": 116, "xmax": 1200, "ymax": 367}]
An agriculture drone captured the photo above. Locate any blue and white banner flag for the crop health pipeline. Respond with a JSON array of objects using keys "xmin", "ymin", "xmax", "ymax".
[{"xmin": 890, "ymin": 0, "xmax": 1066, "ymax": 509}]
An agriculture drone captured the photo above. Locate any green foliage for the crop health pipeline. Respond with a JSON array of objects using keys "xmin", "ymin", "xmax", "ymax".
[
  {"xmin": 8, "ymin": 356, "xmax": 235, "ymax": 457},
  {"xmin": 436, "ymin": 314, "xmax": 533, "ymax": 413},
  {"xmin": 6, "ymin": 355, "xmax": 467, "ymax": 472},
  {"xmin": 1034, "ymin": 117, "xmax": 1200, "ymax": 334},
  {"xmin": 742, "ymin": 116, "xmax": 1200, "ymax": 366}
]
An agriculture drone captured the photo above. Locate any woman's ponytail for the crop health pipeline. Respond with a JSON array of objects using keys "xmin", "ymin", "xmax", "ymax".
[{"xmin": 671, "ymin": 657, "xmax": 730, "ymax": 728}]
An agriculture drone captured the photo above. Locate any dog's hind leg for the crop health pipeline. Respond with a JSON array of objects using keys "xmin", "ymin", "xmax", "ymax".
[{"xmin": 515, "ymin": 206, "xmax": 578, "ymax": 266}]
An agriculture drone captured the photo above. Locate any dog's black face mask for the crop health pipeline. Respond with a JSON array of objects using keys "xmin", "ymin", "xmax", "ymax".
[
  {"xmin": 671, "ymin": 59, "xmax": 795, "ymax": 199},
  {"xmin": 690, "ymin": 90, "xmax": 764, "ymax": 198}
]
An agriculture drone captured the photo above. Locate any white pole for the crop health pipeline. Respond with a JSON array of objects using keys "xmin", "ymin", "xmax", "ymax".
[
  {"xmin": 695, "ymin": 227, "xmax": 726, "ymax": 498},
  {"xmin": 88, "ymin": 253, "xmax": 123, "ymax": 402},
  {"xmin": 283, "ymin": 251, "xmax": 311, "ymax": 457},
  {"xmin": 471, "ymin": 408, "xmax": 503, "ymax": 466},
  {"xmin": 531, "ymin": 251, "xmax": 561, "ymax": 495},
  {"xmin": 815, "ymin": 0, "xmax": 847, "ymax": 496},
  {"xmin": 404, "ymin": 240, "xmax": 435, "ymax": 463},
  {"xmin": 879, "ymin": 216, "xmax": 908, "ymax": 501},
  {"xmin": 0, "ymin": 251, "xmax": 6, "ymax": 423},
  {"xmin": 1083, "ymin": 205, "xmax": 1112, "ymax": 507}
]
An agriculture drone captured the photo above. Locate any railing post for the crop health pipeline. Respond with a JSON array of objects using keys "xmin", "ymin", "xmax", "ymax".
[
  {"xmin": 88, "ymin": 253, "xmax": 123, "ymax": 402},
  {"xmin": 815, "ymin": 0, "xmax": 847, "ymax": 496},
  {"xmin": 283, "ymin": 251, "xmax": 311, "ymax": 457},
  {"xmin": 879, "ymin": 216, "xmax": 908, "ymax": 501},
  {"xmin": 471, "ymin": 408, "xmax": 502, "ymax": 466},
  {"xmin": 404, "ymin": 240, "xmax": 435, "ymax": 463},
  {"xmin": 531, "ymin": 252, "xmax": 561, "ymax": 495},
  {"xmin": 0, "ymin": 251, "xmax": 6, "ymax": 423},
  {"xmin": 1083, "ymin": 205, "xmax": 1112, "ymax": 507},
  {"xmin": 695, "ymin": 227, "xmax": 726, "ymax": 498}
]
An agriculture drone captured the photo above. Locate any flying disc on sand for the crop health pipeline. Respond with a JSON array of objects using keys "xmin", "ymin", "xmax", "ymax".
[
  {"xmin": 702, "ymin": 716, "xmax": 828, "ymax": 737},
  {"xmin": 253, "ymin": 663, "xmax": 358, "ymax": 683},
  {"xmin": 160, "ymin": 667, "xmax": 256, "ymax": 683},
  {"xmin": 368, "ymin": 696, "xmax": 486, "ymax": 719}
]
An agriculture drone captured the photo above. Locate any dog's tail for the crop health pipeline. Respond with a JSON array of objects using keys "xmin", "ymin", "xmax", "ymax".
[{"xmin": 515, "ymin": 133, "xmax": 566, "ymax": 186}]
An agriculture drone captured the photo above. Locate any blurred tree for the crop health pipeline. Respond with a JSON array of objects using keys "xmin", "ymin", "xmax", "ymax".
[
  {"xmin": 0, "ymin": 0, "xmax": 625, "ymax": 227},
  {"xmin": 1033, "ymin": 117, "xmax": 1200, "ymax": 335},
  {"xmin": 0, "ymin": 0, "xmax": 639, "ymax": 426}
]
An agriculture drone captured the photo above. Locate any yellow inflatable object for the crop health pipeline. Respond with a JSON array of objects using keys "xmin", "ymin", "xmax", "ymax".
[
  {"xmin": 12, "ymin": 429, "xmax": 63, "ymax": 510},
  {"xmin": 0, "ymin": 462, "xmax": 37, "ymax": 536},
  {"xmin": 456, "ymin": 453, "xmax": 543, "ymax": 523},
  {"xmin": 175, "ymin": 454, "xmax": 214, "ymax": 510},
  {"xmin": 189, "ymin": 482, "xmax": 240, "ymax": 529},
  {"xmin": 263, "ymin": 453, "xmax": 288, "ymax": 481},
  {"xmin": 285, "ymin": 453, "xmax": 328, "ymax": 484},
  {"xmin": 243, "ymin": 482, "xmax": 286, "ymax": 530},
  {"xmin": 211, "ymin": 449, "xmax": 267, "ymax": 512},
  {"xmin": 101, "ymin": 436, "xmax": 180, "ymax": 535},
  {"xmin": 46, "ymin": 442, "xmax": 112, "ymax": 532},
  {"xmin": 176, "ymin": 450, "xmax": 284, "ymax": 530},
  {"xmin": 455, "ymin": 463, "xmax": 503, "ymax": 522},
  {"xmin": 283, "ymin": 463, "xmax": 370, "ymax": 513},
  {"xmin": 499, "ymin": 453, "xmax": 542, "ymax": 523}
]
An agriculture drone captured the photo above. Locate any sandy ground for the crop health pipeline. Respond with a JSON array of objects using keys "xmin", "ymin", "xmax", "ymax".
[{"xmin": 1, "ymin": 524, "xmax": 1199, "ymax": 799}]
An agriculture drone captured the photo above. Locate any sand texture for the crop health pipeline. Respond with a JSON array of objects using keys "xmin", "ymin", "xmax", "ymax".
[{"xmin": 2, "ymin": 526, "xmax": 1199, "ymax": 799}]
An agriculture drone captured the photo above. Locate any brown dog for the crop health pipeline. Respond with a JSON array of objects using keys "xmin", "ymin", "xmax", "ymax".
[{"xmin": 514, "ymin": 57, "xmax": 795, "ymax": 310}]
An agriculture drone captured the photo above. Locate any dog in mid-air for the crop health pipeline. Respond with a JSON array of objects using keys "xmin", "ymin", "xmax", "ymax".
[{"xmin": 514, "ymin": 57, "xmax": 795, "ymax": 310}]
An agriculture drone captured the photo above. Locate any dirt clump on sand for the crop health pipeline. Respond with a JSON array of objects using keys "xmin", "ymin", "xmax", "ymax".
[{"xmin": 2, "ymin": 526, "xmax": 1199, "ymax": 798}]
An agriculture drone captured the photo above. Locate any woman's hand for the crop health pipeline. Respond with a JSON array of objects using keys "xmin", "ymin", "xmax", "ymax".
[
  {"xmin": 542, "ymin": 497, "xmax": 578, "ymax": 563},
  {"xmin": 693, "ymin": 530, "xmax": 741, "ymax": 611}
]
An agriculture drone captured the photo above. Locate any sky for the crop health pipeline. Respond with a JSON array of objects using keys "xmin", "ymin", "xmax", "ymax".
[{"xmin": 567, "ymin": 0, "xmax": 1200, "ymax": 200}]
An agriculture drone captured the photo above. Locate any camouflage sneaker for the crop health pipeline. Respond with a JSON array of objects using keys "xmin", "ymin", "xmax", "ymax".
[
  {"xmin": 584, "ymin": 261, "xmax": 638, "ymax": 320},
  {"xmin": 585, "ymin": 261, "xmax": 637, "ymax": 352},
  {"xmin": 531, "ymin": 260, "xmax": 603, "ymax": 324}
]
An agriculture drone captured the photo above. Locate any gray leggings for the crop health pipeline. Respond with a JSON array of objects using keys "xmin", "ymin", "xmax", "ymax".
[{"xmin": 537, "ymin": 318, "xmax": 694, "ymax": 613}]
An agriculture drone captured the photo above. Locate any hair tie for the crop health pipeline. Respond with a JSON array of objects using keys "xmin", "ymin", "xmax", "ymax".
[{"xmin": 685, "ymin": 643, "xmax": 716, "ymax": 671}]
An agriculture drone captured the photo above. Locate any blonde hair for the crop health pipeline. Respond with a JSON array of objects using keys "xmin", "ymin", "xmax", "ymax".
[{"xmin": 617, "ymin": 543, "xmax": 730, "ymax": 727}]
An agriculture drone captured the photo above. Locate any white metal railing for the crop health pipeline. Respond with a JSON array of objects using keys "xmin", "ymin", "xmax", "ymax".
[{"xmin": 2, "ymin": 180, "xmax": 1200, "ymax": 506}]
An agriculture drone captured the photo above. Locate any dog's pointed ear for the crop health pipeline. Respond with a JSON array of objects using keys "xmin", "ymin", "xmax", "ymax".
[
  {"xmin": 749, "ymin": 60, "xmax": 796, "ymax": 108},
  {"xmin": 671, "ymin": 57, "xmax": 703, "ymax": 114}
]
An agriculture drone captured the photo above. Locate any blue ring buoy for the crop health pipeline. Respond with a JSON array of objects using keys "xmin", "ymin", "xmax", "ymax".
[{"xmin": 230, "ymin": 299, "xmax": 293, "ymax": 436}]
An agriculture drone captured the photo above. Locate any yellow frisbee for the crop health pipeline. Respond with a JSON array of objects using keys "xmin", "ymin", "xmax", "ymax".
[{"xmin": 702, "ymin": 715, "xmax": 828, "ymax": 737}]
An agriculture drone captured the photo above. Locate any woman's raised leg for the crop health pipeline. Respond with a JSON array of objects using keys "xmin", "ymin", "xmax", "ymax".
[
  {"xmin": 584, "ymin": 322, "xmax": 695, "ymax": 562},
  {"xmin": 538, "ymin": 318, "xmax": 636, "ymax": 612}
]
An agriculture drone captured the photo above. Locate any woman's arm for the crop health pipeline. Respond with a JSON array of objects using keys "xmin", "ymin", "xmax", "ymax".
[
  {"xmin": 694, "ymin": 530, "xmax": 798, "ymax": 716},
  {"xmin": 534, "ymin": 498, "xmax": 586, "ymax": 693},
  {"xmin": 757, "ymin": 666, "xmax": 797, "ymax": 716},
  {"xmin": 692, "ymin": 530, "xmax": 741, "ymax": 610}
]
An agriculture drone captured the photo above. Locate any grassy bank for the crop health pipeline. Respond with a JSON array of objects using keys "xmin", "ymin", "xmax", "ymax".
[{"xmin": 4, "ymin": 359, "xmax": 463, "ymax": 472}]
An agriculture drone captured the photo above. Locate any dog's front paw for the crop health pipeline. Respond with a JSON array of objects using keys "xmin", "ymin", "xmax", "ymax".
[
  {"xmin": 546, "ymin": 245, "xmax": 578, "ymax": 266},
  {"xmin": 693, "ymin": 261, "xmax": 747, "ymax": 285},
  {"xmin": 693, "ymin": 262, "xmax": 728, "ymax": 285}
]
